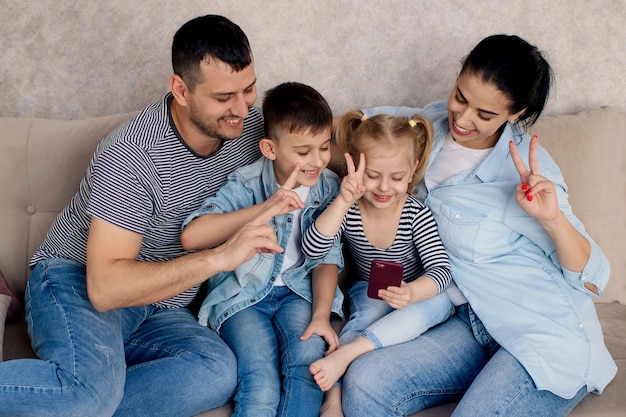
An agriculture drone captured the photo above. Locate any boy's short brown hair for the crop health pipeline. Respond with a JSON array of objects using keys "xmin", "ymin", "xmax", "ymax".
[{"xmin": 262, "ymin": 82, "xmax": 332, "ymax": 141}]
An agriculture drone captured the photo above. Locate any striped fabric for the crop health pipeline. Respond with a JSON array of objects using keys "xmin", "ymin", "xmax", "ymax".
[
  {"xmin": 31, "ymin": 93, "xmax": 264, "ymax": 308},
  {"xmin": 302, "ymin": 194, "xmax": 452, "ymax": 293}
]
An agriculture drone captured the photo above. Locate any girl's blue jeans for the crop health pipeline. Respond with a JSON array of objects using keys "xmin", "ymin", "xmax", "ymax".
[
  {"xmin": 340, "ymin": 280, "xmax": 453, "ymax": 348},
  {"xmin": 0, "ymin": 258, "xmax": 237, "ymax": 417},
  {"xmin": 219, "ymin": 285, "xmax": 326, "ymax": 417},
  {"xmin": 342, "ymin": 303, "xmax": 589, "ymax": 417}
]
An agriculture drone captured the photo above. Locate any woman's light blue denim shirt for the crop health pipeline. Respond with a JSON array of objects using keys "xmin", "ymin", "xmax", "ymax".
[
  {"xmin": 364, "ymin": 101, "xmax": 616, "ymax": 399},
  {"xmin": 183, "ymin": 157, "xmax": 344, "ymax": 333}
]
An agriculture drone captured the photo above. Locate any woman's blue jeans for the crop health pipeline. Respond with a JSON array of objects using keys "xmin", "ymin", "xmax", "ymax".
[
  {"xmin": 0, "ymin": 258, "xmax": 237, "ymax": 417},
  {"xmin": 219, "ymin": 286, "xmax": 326, "ymax": 417},
  {"xmin": 342, "ymin": 303, "xmax": 588, "ymax": 417}
]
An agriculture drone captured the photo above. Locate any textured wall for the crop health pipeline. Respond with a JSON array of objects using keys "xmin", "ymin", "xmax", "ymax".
[{"xmin": 2, "ymin": 0, "xmax": 624, "ymax": 119}]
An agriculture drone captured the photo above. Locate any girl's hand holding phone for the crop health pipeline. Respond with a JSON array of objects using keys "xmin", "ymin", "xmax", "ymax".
[{"xmin": 379, "ymin": 281, "xmax": 412, "ymax": 309}]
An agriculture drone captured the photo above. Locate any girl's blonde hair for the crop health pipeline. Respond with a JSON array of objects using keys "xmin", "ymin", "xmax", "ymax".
[{"xmin": 335, "ymin": 111, "xmax": 433, "ymax": 190}]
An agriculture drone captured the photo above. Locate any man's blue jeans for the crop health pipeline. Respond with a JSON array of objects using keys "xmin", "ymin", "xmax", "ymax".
[
  {"xmin": 219, "ymin": 286, "xmax": 326, "ymax": 417},
  {"xmin": 342, "ymin": 303, "xmax": 588, "ymax": 417},
  {"xmin": 0, "ymin": 258, "xmax": 237, "ymax": 417}
]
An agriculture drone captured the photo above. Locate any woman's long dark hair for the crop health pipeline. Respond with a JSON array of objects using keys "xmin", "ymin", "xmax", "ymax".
[{"xmin": 461, "ymin": 34, "xmax": 554, "ymax": 128}]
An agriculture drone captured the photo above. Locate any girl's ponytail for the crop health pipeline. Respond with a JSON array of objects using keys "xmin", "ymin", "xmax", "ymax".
[
  {"xmin": 335, "ymin": 110, "xmax": 367, "ymax": 162},
  {"xmin": 408, "ymin": 114, "xmax": 434, "ymax": 188}
]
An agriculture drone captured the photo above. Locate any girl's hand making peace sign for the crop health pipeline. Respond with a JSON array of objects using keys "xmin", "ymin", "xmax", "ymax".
[
  {"xmin": 308, "ymin": 153, "xmax": 365, "ymax": 238},
  {"xmin": 338, "ymin": 153, "xmax": 366, "ymax": 205}
]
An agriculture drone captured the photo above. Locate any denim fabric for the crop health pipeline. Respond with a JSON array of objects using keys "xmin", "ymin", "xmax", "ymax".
[
  {"xmin": 184, "ymin": 157, "xmax": 344, "ymax": 332},
  {"xmin": 340, "ymin": 280, "xmax": 453, "ymax": 349},
  {"xmin": 363, "ymin": 103, "xmax": 616, "ymax": 398},
  {"xmin": 343, "ymin": 305, "xmax": 588, "ymax": 417},
  {"xmin": 220, "ymin": 286, "xmax": 326, "ymax": 417},
  {"xmin": 0, "ymin": 259, "xmax": 236, "ymax": 417}
]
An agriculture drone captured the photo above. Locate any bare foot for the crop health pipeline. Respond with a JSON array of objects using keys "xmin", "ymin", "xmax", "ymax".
[
  {"xmin": 310, "ymin": 336, "xmax": 374, "ymax": 391},
  {"xmin": 310, "ymin": 350, "xmax": 350, "ymax": 391},
  {"xmin": 320, "ymin": 386, "xmax": 343, "ymax": 417}
]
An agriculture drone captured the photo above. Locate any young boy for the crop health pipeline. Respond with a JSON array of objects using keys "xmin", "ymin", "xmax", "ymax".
[{"xmin": 181, "ymin": 82, "xmax": 344, "ymax": 417}]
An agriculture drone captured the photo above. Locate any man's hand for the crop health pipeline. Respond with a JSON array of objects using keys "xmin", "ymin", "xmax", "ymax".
[{"xmin": 213, "ymin": 192, "xmax": 290, "ymax": 272}]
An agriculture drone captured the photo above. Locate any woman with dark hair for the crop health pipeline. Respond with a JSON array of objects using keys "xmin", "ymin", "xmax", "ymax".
[{"xmin": 341, "ymin": 34, "xmax": 616, "ymax": 417}]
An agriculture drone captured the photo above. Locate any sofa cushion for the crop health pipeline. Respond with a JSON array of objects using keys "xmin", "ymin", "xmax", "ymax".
[
  {"xmin": 0, "ymin": 112, "xmax": 136, "ymax": 300},
  {"xmin": 1, "ymin": 107, "xmax": 624, "ymax": 417}
]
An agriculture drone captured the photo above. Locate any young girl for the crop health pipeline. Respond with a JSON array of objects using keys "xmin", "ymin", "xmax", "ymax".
[{"xmin": 302, "ymin": 112, "xmax": 454, "ymax": 415}]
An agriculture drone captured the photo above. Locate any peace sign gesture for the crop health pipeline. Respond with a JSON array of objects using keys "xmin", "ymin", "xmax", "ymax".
[
  {"xmin": 308, "ymin": 153, "xmax": 365, "ymax": 238},
  {"xmin": 509, "ymin": 135, "xmax": 560, "ymax": 223},
  {"xmin": 338, "ymin": 153, "xmax": 366, "ymax": 205},
  {"xmin": 261, "ymin": 163, "xmax": 305, "ymax": 217}
]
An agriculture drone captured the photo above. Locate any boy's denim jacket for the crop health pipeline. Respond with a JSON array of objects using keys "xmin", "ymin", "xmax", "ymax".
[{"xmin": 183, "ymin": 157, "xmax": 345, "ymax": 332}]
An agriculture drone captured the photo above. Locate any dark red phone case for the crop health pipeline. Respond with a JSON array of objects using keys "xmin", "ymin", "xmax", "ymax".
[{"xmin": 367, "ymin": 260, "xmax": 404, "ymax": 299}]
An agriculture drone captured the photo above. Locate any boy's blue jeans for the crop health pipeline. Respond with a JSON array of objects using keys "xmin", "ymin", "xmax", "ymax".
[
  {"xmin": 219, "ymin": 285, "xmax": 326, "ymax": 417},
  {"xmin": 0, "ymin": 258, "xmax": 237, "ymax": 417}
]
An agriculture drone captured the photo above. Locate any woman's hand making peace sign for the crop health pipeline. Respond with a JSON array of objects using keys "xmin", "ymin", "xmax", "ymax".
[
  {"xmin": 510, "ymin": 135, "xmax": 595, "ymax": 287},
  {"xmin": 509, "ymin": 135, "xmax": 560, "ymax": 224}
]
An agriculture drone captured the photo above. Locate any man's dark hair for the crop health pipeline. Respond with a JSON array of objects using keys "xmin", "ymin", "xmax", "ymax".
[{"xmin": 172, "ymin": 15, "xmax": 252, "ymax": 91}]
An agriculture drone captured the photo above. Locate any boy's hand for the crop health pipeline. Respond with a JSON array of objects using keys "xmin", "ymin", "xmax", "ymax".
[
  {"xmin": 338, "ymin": 153, "xmax": 366, "ymax": 204},
  {"xmin": 300, "ymin": 316, "xmax": 339, "ymax": 355},
  {"xmin": 259, "ymin": 163, "xmax": 305, "ymax": 218}
]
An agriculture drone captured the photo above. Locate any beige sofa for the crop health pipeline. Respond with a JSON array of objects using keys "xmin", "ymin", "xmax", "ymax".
[{"xmin": 1, "ymin": 106, "xmax": 624, "ymax": 416}]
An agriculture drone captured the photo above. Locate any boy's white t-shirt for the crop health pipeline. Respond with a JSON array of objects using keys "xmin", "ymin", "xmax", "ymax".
[{"xmin": 274, "ymin": 185, "xmax": 311, "ymax": 287}]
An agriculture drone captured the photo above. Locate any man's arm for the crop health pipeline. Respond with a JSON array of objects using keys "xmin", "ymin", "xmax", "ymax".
[
  {"xmin": 86, "ymin": 199, "xmax": 287, "ymax": 312},
  {"xmin": 181, "ymin": 164, "xmax": 305, "ymax": 251},
  {"xmin": 181, "ymin": 205, "xmax": 266, "ymax": 250}
]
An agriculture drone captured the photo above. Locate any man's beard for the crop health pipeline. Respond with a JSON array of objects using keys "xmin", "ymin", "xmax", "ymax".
[{"xmin": 189, "ymin": 107, "xmax": 243, "ymax": 142}]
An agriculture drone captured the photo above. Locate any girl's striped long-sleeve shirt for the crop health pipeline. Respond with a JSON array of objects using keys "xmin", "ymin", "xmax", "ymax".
[{"xmin": 302, "ymin": 194, "xmax": 452, "ymax": 293}]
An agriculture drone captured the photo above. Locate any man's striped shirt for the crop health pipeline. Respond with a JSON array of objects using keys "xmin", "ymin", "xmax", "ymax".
[{"xmin": 30, "ymin": 93, "xmax": 264, "ymax": 308}]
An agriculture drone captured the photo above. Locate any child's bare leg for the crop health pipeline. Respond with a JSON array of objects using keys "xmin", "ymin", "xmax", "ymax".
[
  {"xmin": 310, "ymin": 336, "xmax": 374, "ymax": 391},
  {"xmin": 320, "ymin": 385, "xmax": 343, "ymax": 417}
]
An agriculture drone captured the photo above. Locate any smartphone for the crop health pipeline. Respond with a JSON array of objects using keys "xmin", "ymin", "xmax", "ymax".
[{"xmin": 367, "ymin": 260, "xmax": 404, "ymax": 299}]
